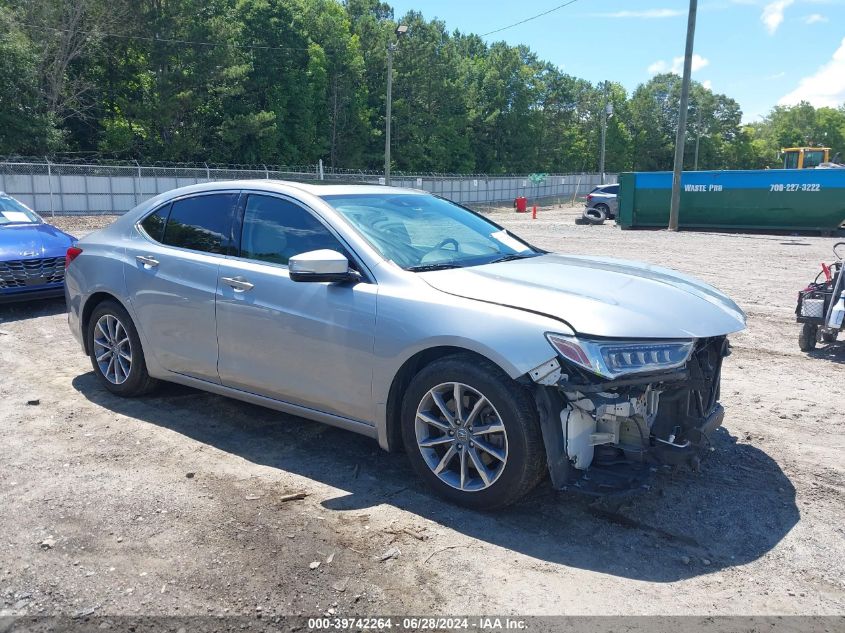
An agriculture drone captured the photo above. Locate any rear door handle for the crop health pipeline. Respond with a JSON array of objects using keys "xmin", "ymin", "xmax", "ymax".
[
  {"xmin": 221, "ymin": 276, "xmax": 254, "ymax": 292},
  {"xmin": 136, "ymin": 255, "xmax": 159, "ymax": 268}
]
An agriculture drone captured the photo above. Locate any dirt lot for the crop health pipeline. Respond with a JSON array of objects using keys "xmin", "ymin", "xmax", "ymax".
[{"xmin": 1, "ymin": 205, "xmax": 844, "ymax": 618}]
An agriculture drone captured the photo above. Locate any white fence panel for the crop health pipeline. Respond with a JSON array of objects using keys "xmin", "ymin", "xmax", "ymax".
[{"xmin": 0, "ymin": 160, "xmax": 616, "ymax": 215}]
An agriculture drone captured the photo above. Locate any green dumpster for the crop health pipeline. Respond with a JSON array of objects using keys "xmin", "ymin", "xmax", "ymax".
[{"xmin": 617, "ymin": 169, "xmax": 845, "ymax": 233}]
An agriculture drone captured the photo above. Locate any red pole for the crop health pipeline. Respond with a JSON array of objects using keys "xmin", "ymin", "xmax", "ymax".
[{"xmin": 532, "ymin": 205, "xmax": 537, "ymax": 219}]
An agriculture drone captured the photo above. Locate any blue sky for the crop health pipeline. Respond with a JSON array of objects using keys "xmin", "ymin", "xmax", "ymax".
[{"xmin": 387, "ymin": 0, "xmax": 845, "ymax": 122}]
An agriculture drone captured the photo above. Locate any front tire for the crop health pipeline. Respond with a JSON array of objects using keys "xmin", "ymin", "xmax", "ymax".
[
  {"xmin": 400, "ymin": 354, "xmax": 546, "ymax": 510},
  {"xmin": 87, "ymin": 300, "xmax": 158, "ymax": 396},
  {"xmin": 798, "ymin": 323, "xmax": 818, "ymax": 352}
]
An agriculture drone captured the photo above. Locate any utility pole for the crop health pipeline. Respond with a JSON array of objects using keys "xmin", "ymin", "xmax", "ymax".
[
  {"xmin": 384, "ymin": 25, "xmax": 408, "ymax": 186},
  {"xmin": 694, "ymin": 104, "xmax": 702, "ymax": 170},
  {"xmin": 668, "ymin": 0, "xmax": 698, "ymax": 231},
  {"xmin": 599, "ymin": 82, "xmax": 611, "ymax": 185}
]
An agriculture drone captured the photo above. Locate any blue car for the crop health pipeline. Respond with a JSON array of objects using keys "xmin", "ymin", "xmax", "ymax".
[{"xmin": 0, "ymin": 192, "xmax": 76, "ymax": 303}]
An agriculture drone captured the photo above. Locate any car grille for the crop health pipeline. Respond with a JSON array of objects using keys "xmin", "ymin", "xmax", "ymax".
[{"xmin": 0, "ymin": 257, "xmax": 66, "ymax": 289}]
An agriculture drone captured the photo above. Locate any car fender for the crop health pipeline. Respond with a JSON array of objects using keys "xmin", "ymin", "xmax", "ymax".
[
  {"xmin": 66, "ymin": 237, "xmax": 147, "ymax": 360},
  {"xmin": 370, "ymin": 279, "xmax": 571, "ymax": 448}
]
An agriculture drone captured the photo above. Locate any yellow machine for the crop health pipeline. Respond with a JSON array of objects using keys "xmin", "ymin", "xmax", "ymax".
[{"xmin": 782, "ymin": 147, "xmax": 830, "ymax": 169}]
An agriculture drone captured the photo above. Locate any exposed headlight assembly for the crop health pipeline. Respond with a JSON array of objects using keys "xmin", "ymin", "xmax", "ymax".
[{"xmin": 546, "ymin": 333, "xmax": 694, "ymax": 380}]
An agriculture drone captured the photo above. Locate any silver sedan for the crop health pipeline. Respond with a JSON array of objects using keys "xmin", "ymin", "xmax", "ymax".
[{"xmin": 65, "ymin": 181, "xmax": 746, "ymax": 509}]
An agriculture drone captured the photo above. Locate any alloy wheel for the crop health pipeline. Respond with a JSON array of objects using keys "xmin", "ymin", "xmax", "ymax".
[
  {"xmin": 414, "ymin": 382, "xmax": 508, "ymax": 492},
  {"xmin": 93, "ymin": 314, "xmax": 133, "ymax": 385}
]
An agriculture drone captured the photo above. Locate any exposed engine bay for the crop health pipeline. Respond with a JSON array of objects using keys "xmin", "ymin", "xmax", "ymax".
[{"xmin": 531, "ymin": 336, "xmax": 730, "ymax": 493}]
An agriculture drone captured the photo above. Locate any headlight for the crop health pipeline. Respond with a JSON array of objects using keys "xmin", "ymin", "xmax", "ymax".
[{"xmin": 546, "ymin": 333, "xmax": 694, "ymax": 380}]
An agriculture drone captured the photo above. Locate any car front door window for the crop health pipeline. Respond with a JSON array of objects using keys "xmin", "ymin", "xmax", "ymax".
[{"xmin": 239, "ymin": 194, "xmax": 346, "ymax": 265}]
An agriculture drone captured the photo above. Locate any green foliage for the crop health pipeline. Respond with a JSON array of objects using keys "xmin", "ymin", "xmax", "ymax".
[
  {"xmin": 743, "ymin": 103, "xmax": 845, "ymax": 167},
  {"xmin": 0, "ymin": 7, "xmax": 59, "ymax": 154},
  {"xmin": 2, "ymin": 0, "xmax": 843, "ymax": 171}
]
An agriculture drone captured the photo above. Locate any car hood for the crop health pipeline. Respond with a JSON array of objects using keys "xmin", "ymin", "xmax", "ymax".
[
  {"xmin": 0, "ymin": 223, "xmax": 76, "ymax": 260},
  {"xmin": 419, "ymin": 253, "xmax": 746, "ymax": 339}
]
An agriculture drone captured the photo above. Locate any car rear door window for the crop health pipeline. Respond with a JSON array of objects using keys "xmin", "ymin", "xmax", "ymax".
[
  {"xmin": 140, "ymin": 203, "xmax": 170, "ymax": 242},
  {"xmin": 162, "ymin": 194, "xmax": 237, "ymax": 254},
  {"xmin": 605, "ymin": 185, "xmax": 619, "ymax": 194},
  {"xmin": 239, "ymin": 195, "xmax": 345, "ymax": 266}
]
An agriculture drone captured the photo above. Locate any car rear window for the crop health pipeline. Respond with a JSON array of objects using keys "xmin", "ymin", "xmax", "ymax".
[{"xmin": 161, "ymin": 194, "xmax": 237, "ymax": 254}]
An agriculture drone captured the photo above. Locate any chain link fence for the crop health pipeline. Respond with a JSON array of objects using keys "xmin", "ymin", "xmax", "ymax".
[{"xmin": 0, "ymin": 159, "xmax": 616, "ymax": 216}]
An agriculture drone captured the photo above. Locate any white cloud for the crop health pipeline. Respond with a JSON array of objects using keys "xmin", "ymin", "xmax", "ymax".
[
  {"xmin": 648, "ymin": 54, "xmax": 710, "ymax": 75},
  {"xmin": 593, "ymin": 9, "xmax": 685, "ymax": 18},
  {"xmin": 768, "ymin": 71, "xmax": 786, "ymax": 79},
  {"xmin": 779, "ymin": 37, "xmax": 845, "ymax": 107},
  {"xmin": 675, "ymin": 54, "xmax": 710, "ymax": 74},
  {"xmin": 702, "ymin": 79, "xmax": 714, "ymax": 90},
  {"xmin": 803, "ymin": 13, "xmax": 828, "ymax": 23},
  {"xmin": 761, "ymin": 0, "xmax": 794, "ymax": 35}
]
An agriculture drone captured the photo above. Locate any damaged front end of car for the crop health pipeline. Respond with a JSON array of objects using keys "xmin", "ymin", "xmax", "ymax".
[{"xmin": 530, "ymin": 334, "xmax": 731, "ymax": 494}]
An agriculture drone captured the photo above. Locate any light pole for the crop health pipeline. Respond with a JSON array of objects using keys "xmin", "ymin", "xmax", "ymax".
[
  {"xmin": 384, "ymin": 24, "xmax": 408, "ymax": 186},
  {"xmin": 668, "ymin": 0, "xmax": 698, "ymax": 231},
  {"xmin": 599, "ymin": 86, "xmax": 613, "ymax": 184}
]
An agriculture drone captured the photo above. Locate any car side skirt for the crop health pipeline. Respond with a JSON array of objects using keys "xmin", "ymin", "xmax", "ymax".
[{"xmin": 157, "ymin": 370, "xmax": 379, "ymax": 440}]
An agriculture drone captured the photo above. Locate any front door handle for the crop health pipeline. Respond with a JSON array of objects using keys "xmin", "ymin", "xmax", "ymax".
[
  {"xmin": 221, "ymin": 276, "xmax": 254, "ymax": 292},
  {"xmin": 136, "ymin": 255, "xmax": 159, "ymax": 268}
]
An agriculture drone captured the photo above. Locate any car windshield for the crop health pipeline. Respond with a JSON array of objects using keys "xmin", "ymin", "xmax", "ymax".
[
  {"xmin": 0, "ymin": 195, "xmax": 41, "ymax": 226},
  {"xmin": 321, "ymin": 193, "xmax": 540, "ymax": 271}
]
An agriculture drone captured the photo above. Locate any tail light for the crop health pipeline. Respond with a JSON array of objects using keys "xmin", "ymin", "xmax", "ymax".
[
  {"xmin": 586, "ymin": 194, "xmax": 593, "ymax": 202},
  {"xmin": 66, "ymin": 246, "xmax": 83, "ymax": 268}
]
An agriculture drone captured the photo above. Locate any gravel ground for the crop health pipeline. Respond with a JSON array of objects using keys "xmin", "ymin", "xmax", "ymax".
[{"xmin": 1, "ymin": 205, "xmax": 843, "ymax": 618}]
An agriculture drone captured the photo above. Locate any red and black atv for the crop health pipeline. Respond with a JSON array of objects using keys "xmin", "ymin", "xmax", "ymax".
[{"xmin": 796, "ymin": 242, "xmax": 845, "ymax": 352}]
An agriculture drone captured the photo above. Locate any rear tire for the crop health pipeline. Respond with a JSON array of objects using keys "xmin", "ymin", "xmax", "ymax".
[
  {"xmin": 400, "ymin": 354, "xmax": 546, "ymax": 510},
  {"xmin": 87, "ymin": 300, "xmax": 158, "ymax": 396},
  {"xmin": 798, "ymin": 323, "xmax": 818, "ymax": 352}
]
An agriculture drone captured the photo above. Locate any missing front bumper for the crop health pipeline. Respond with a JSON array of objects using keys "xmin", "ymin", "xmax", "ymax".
[
  {"xmin": 534, "ymin": 336, "xmax": 729, "ymax": 495},
  {"xmin": 649, "ymin": 403, "xmax": 724, "ymax": 467}
]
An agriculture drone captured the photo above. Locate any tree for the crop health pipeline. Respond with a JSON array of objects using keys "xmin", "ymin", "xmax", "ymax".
[
  {"xmin": 0, "ymin": 6, "xmax": 59, "ymax": 154},
  {"xmin": 749, "ymin": 102, "xmax": 845, "ymax": 167},
  {"xmin": 390, "ymin": 12, "xmax": 474, "ymax": 172},
  {"xmin": 629, "ymin": 74, "xmax": 678, "ymax": 171},
  {"xmin": 2, "ymin": 0, "xmax": 844, "ymax": 173}
]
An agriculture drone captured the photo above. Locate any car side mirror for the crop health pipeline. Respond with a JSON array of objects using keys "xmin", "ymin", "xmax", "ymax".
[{"xmin": 288, "ymin": 249, "xmax": 358, "ymax": 283}]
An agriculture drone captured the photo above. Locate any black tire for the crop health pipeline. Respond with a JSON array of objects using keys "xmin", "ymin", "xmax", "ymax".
[
  {"xmin": 595, "ymin": 203, "xmax": 613, "ymax": 219},
  {"xmin": 87, "ymin": 299, "xmax": 158, "ymax": 396},
  {"xmin": 400, "ymin": 354, "xmax": 546, "ymax": 510},
  {"xmin": 798, "ymin": 323, "xmax": 818, "ymax": 352},
  {"xmin": 583, "ymin": 206, "xmax": 607, "ymax": 225}
]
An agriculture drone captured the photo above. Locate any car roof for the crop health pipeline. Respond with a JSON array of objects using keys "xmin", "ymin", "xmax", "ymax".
[{"xmin": 159, "ymin": 179, "xmax": 427, "ymax": 198}]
